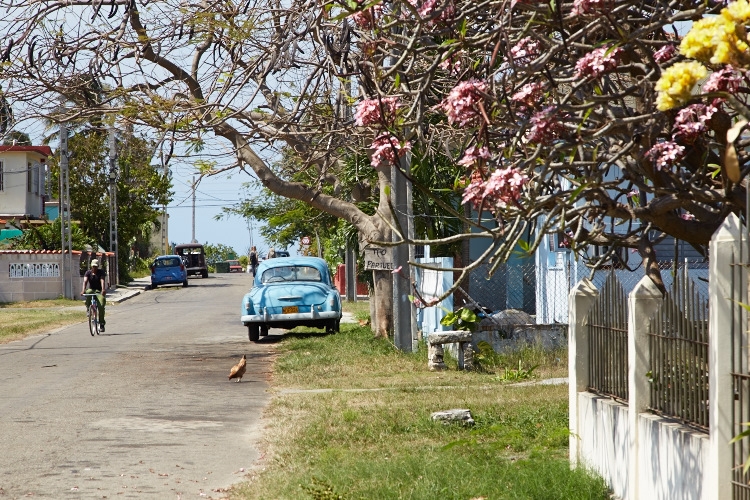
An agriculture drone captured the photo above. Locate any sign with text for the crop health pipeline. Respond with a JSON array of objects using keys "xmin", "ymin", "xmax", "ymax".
[{"xmin": 363, "ymin": 245, "xmax": 395, "ymax": 271}]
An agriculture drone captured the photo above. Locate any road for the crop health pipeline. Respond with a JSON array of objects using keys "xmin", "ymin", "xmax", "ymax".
[{"xmin": 0, "ymin": 273, "xmax": 271, "ymax": 500}]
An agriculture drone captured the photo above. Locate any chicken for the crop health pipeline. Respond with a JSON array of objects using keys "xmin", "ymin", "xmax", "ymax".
[{"xmin": 228, "ymin": 354, "xmax": 247, "ymax": 382}]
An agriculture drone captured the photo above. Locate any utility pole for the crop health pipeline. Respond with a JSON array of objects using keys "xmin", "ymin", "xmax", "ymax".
[
  {"xmin": 108, "ymin": 128, "xmax": 118, "ymax": 286},
  {"xmin": 59, "ymin": 122, "xmax": 74, "ymax": 299},
  {"xmin": 160, "ymin": 149, "xmax": 169, "ymax": 254},
  {"xmin": 191, "ymin": 175, "xmax": 197, "ymax": 243},
  {"xmin": 391, "ymin": 152, "xmax": 416, "ymax": 352}
]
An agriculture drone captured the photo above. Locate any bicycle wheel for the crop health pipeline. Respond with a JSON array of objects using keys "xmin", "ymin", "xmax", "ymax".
[{"xmin": 88, "ymin": 305, "xmax": 97, "ymax": 336}]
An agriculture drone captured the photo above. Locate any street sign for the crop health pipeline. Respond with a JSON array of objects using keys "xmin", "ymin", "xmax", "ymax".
[
  {"xmin": 301, "ymin": 236, "xmax": 311, "ymax": 246},
  {"xmin": 363, "ymin": 245, "xmax": 395, "ymax": 271}
]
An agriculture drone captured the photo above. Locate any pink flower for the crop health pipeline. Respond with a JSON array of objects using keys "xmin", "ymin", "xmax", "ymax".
[
  {"xmin": 680, "ymin": 212, "xmax": 695, "ymax": 221},
  {"xmin": 645, "ymin": 141, "xmax": 685, "ymax": 170},
  {"xmin": 526, "ymin": 106, "xmax": 564, "ymax": 144},
  {"xmin": 575, "ymin": 46, "xmax": 623, "ymax": 79},
  {"xmin": 510, "ymin": 37, "xmax": 541, "ymax": 65},
  {"xmin": 439, "ymin": 51, "xmax": 465, "ymax": 74},
  {"xmin": 370, "ymin": 134, "xmax": 412, "ymax": 167},
  {"xmin": 572, "ymin": 0, "xmax": 611, "ymax": 15},
  {"xmin": 627, "ymin": 189, "xmax": 639, "ymax": 198},
  {"xmin": 672, "ymin": 103, "xmax": 717, "ymax": 144},
  {"xmin": 458, "ymin": 145, "xmax": 491, "ymax": 166},
  {"xmin": 462, "ymin": 167, "xmax": 529, "ymax": 211},
  {"xmin": 703, "ymin": 66, "xmax": 742, "ymax": 94},
  {"xmin": 440, "ymin": 79, "xmax": 489, "ymax": 127},
  {"xmin": 410, "ymin": 0, "xmax": 455, "ymax": 23},
  {"xmin": 354, "ymin": 97, "xmax": 400, "ymax": 127},
  {"xmin": 461, "ymin": 170, "xmax": 486, "ymax": 208},
  {"xmin": 348, "ymin": 2, "xmax": 383, "ymax": 29},
  {"xmin": 511, "ymin": 82, "xmax": 545, "ymax": 109},
  {"xmin": 653, "ymin": 45, "xmax": 676, "ymax": 64}
]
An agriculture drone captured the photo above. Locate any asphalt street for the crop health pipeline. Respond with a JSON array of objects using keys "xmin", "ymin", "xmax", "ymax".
[{"xmin": 0, "ymin": 272, "xmax": 273, "ymax": 499}]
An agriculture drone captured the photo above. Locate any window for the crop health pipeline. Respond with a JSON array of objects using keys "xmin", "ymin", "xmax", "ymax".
[
  {"xmin": 27, "ymin": 162, "xmax": 32, "ymax": 192},
  {"xmin": 32, "ymin": 163, "xmax": 39, "ymax": 194},
  {"xmin": 0, "ymin": 161, "xmax": 3, "ymax": 191},
  {"xmin": 261, "ymin": 266, "xmax": 322, "ymax": 283}
]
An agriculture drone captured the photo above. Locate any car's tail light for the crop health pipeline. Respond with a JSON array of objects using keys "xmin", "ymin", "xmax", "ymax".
[{"xmin": 180, "ymin": 263, "xmax": 185, "ymax": 271}]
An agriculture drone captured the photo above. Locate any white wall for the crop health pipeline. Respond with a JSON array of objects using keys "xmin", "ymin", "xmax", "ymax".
[{"xmin": 0, "ymin": 151, "xmax": 46, "ymax": 218}]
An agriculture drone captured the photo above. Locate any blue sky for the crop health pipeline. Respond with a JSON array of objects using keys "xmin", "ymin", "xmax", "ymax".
[{"xmin": 166, "ymin": 168, "xmax": 269, "ymax": 258}]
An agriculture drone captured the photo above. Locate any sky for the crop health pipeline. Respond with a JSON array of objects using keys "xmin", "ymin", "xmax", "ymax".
[{"xmin": 166, "ymin": 168, "xmax": 266, "ymax": 258}]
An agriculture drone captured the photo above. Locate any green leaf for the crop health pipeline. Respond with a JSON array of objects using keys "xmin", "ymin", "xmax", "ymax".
[
  {"xmin": 459, "ymin": 307, "xmax": 478, "ymax": 323},
  {"xmin": 440, "ymin": 312, "xmax": 458, "ymax": 326}
]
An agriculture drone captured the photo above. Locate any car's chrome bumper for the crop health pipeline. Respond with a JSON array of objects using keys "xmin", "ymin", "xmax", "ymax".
[{"xmin": 241, "ymin": 310, "xmax": 341, "ymax": 324}]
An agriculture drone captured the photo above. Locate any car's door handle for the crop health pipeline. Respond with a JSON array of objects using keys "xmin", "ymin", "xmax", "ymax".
[{"xmin": 279, "ymin": 296, "xmax": 303, "ymax": 300}]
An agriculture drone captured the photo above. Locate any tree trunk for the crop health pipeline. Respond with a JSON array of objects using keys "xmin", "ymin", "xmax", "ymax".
[{"xmin": 371, "ymin": 270, "xmax": 393, "ymax": 339}]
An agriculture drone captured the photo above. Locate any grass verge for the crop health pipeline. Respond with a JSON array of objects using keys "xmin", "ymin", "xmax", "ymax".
[
  {"xmin": 230, "ymin": 324, "xmax": 609, "ymax": 500},
  {"xmin": 0, "ymin": 301, "xmax": 84, "ymax": 343}
]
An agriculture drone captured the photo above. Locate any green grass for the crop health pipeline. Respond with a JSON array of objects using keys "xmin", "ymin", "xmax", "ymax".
[
  {"xmin": 230, "ymin": 325, "xmax": 609, "ymax": 500},
  {"xmin": 0, "ymin": 307, "xmax": 84, "ymax": 342},
  {"xmin": 342, "ymin": 299, "xmax": 371, "ymax": 323}
]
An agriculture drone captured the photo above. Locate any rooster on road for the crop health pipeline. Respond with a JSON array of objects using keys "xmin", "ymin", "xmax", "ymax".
[{"xmin": 228, "ymin": 354, "xmax": 247, "ymax": 382}]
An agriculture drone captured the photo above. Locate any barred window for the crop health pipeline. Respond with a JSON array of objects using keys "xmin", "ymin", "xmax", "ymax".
[
  {"xmin": 27, "ymin": 162, "xmax": 32, "ymax": 192},
  {"xmin": 0, "ymin": 161, "xmax": 3, "ymax": 191}
]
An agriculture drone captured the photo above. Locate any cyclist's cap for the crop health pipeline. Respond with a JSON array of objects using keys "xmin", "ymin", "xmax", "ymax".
[{"xmin": 90, "ymin": 259, "xmax": 99, "ymax": 267}]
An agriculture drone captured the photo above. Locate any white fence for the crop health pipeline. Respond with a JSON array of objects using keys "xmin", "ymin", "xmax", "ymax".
[{"xmin": 569, "ymin": 214, "xmax": 745, "ymax": 500}]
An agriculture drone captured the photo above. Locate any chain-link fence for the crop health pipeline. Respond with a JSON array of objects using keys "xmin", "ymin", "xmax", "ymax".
[{"xmin": 458, "ymin": 258, "xmax": 709, "ymax": 353}]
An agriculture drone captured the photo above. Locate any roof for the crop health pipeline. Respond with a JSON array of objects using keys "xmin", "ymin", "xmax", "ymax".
[
  {"xmin": 0, "ymin": 145, "xmax": 53, "ymax": 157},
  {"xmin": 0, "ymin": 250, "xmax": 114, "ymax": 255}
]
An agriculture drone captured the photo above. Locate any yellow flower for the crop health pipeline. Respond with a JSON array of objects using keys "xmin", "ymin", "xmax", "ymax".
[
  {"xmin": 655, "ymin": 61, "xmax": 708, "ymax": 111},
  {"xmin": 680, "ymin": 16, "xmax": 744, "ymax": 64},
  {"xmin": 726, "ymin": 0, "xmax": 750, "ymax": 23},
  {"xmin": 680, "ymin": 1, "xmax": 750, "ymax": 65}
]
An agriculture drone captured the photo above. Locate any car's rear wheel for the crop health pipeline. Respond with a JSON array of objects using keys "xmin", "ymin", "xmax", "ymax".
[
  {"xmin": 201, "ymin": 270, "xmax": 209, "ymax": 278},
  {"xmin": 151, "ymin": 283, "xmax": 157, "ymax": 289},
  {"xmin": 260, "ymin": 325, "xmax": 269, "ymax": 337},
  {"xmin": 182, "ymin": 279, "xmax": 188, "ymax": 287},
  {"xmin": 248, "ymin": 324, "xmax": 260, "ymax": 341},
  {"xmin": 326, "ymin": 320, "xmax": 339, "ymax": 335}
]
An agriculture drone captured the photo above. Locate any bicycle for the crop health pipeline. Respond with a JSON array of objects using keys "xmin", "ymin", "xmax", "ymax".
[{"xmin": 82, "ymin": 293, "xmax": 101, "ymax": 336}]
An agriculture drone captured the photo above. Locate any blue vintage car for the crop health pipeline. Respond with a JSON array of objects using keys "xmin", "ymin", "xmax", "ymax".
[{"xmin": 241, "ymin": 256, "xmax": 342, "ymax": 341}]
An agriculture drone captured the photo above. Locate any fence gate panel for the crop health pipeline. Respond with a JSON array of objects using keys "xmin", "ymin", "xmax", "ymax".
[
  {"xmin": 731, "ymin": 248, "xmax": 750, "ymax": 499},
  {"xmin": 586, "ymin": 271, "xmax": 629, "ymax": 401},
  {"xmin": 648, "ymin": 272, "xmax": 709, "ymax": 431}
]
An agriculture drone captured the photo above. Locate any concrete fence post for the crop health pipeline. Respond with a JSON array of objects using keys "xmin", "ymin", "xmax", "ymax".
[
  {"xmin": 627, "ymin": 276, "xmax": 663, "ymax": 500},
  {"xmin": 707, "ymin": 213, "xmax": 742, "ymax": 500},
  {"xmin": 569, "ymin": 278, "xmax": 599, "ymax": 465}
]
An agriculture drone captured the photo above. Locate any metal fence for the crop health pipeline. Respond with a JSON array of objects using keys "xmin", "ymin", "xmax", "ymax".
[
  {"xmin": 586, "ymin": 272, "xmax": 630, "ymax": 401},
  {"xmin": 648, "ymin": 272, "xmax": 709, "ymax": 431},
  {"xmin": 730, "ymin": 242, "xmax": 750, "ymax": 498},
  {"xmin": 461, "ymin": 258, "xmax": 707, "ymax": 328}
]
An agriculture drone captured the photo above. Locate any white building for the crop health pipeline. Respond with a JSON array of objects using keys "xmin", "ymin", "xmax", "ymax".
[{"xmin": 0, "ymin": 145, "xmax": 53, "ymax": 220}]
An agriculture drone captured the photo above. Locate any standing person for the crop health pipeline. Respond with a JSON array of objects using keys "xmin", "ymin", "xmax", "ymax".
[
  {"xmin": 267, "ymin": 247, "xmax": 276, "ymax": 259},
  {"xmin": 81, "ymin": 258, "xmax": 107, "ymax": 332},
  {"xmin": 249, "ymin": 246, "xmax": 259, "ymax": 276}
]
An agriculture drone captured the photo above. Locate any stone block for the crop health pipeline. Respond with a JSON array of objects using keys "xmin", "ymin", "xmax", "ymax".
[
  {"xmin": 427, "ymin": 330, "xmax": 472, "ymax": 345},
  {"xmin": 431, "ymin": 409, "xmax": 475, "ymax": 426}
]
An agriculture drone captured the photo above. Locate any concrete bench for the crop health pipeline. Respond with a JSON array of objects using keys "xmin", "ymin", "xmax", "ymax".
[{"xmin": 427, "ymin": 330, "xmax": 474, "ymax": 371}]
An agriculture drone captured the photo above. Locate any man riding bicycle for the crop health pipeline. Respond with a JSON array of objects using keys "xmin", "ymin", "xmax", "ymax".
[{"xmin": 81, "ymin": 259, "xmax": 107, "ymax": 332}]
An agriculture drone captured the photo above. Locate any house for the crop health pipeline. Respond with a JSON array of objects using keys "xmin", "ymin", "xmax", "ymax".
[{"xmin": 0, "ymin": 145, "xmax": 53, "ymax": 222}]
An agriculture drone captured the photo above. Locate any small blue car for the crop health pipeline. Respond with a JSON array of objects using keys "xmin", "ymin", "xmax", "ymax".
[
  {"xmin": 150, "ymin": 255, "xmax": 189, "ymax": 289},
  {"xmin": 241, "ymin": 256, "xmax": 342, "ymax": 341}
]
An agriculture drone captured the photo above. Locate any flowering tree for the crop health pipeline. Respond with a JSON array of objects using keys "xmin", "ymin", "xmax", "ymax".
[{"xmin": 0, "ymin": 0, "xmax": 746, "ymax": 336}]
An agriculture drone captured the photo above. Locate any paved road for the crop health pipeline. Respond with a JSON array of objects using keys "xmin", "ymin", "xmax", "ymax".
[{"xmin": 0, "ymin": 273, "xmax": 271, "ymax": 500}]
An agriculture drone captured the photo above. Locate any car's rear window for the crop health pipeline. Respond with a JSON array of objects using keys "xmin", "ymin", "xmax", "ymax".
[
  {"xmin": 261, "ymin": 265, "xmax": 322, "ymax": 283},
  {"xmin": 156, "ymin": 258, "xmax": 181, "ymax": 267}
]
